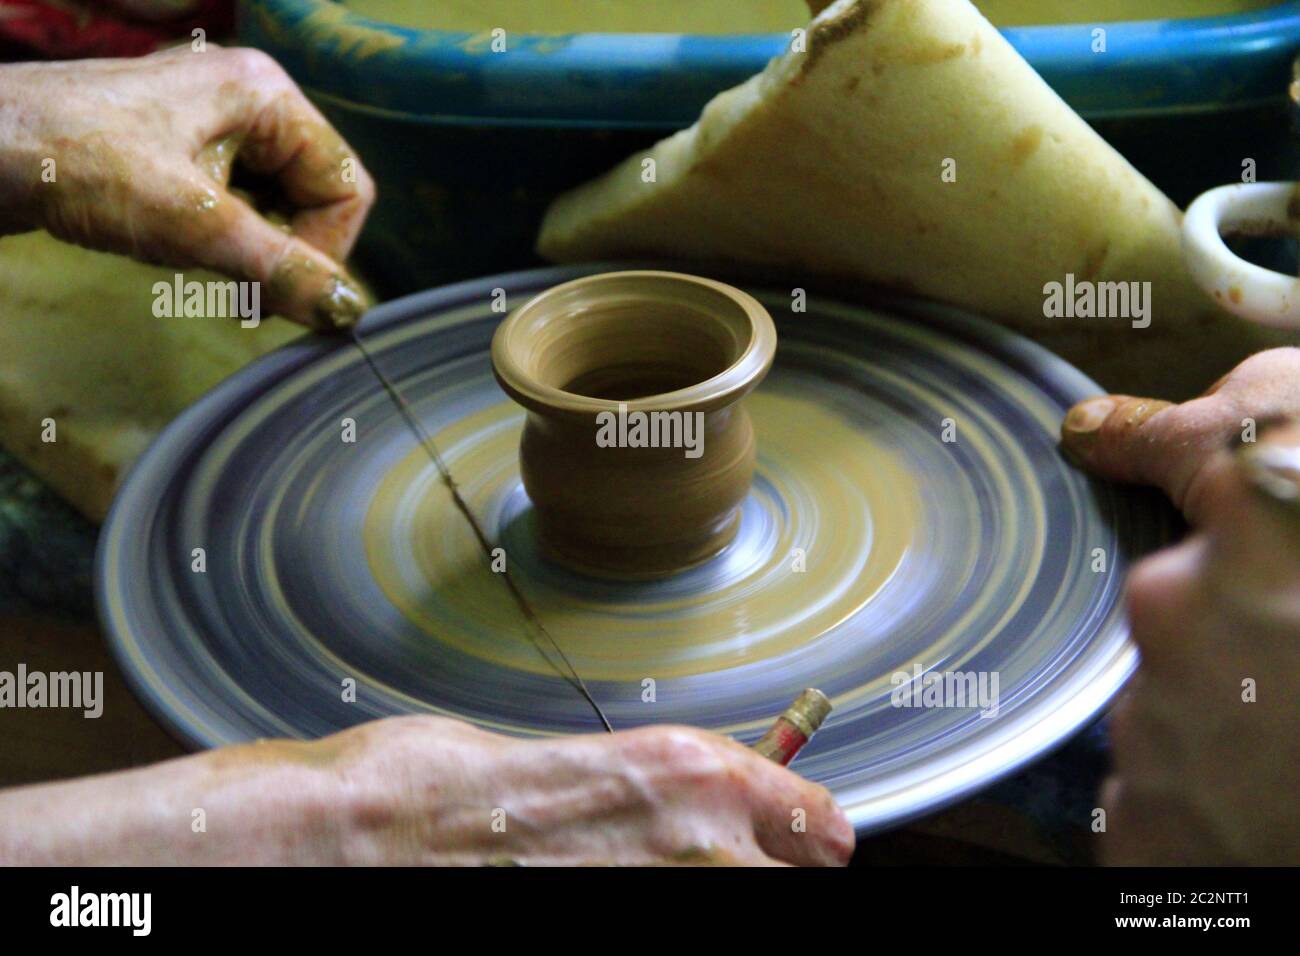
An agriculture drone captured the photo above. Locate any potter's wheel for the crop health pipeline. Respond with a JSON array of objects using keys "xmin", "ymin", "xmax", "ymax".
[{"xmin": 97, "ymin": 264, "xmax": 1173, "ymax": 832}]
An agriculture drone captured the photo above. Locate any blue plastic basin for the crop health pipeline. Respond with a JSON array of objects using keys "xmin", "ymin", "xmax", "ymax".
[{"xmin": 239, "ymin": 0, "xmax": 1300, "ymax": 293}]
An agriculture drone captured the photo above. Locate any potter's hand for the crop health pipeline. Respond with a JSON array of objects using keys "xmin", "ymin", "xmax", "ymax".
[
  {"xmin": 329, "ymin": 717, "xmax": 855, "ymax": 866},
  {"xmin": 1059, "ymin": 348, "xmax": 1300, "ymax": 524},
  {"xmin": 0, "ymin": 46, "xmax": 374, "ymax": 330},
  {"xmin": 0, "ymin": 716, "xmax": 855, "ymax": 866},
  {"xmin": 1059, "ymin": 349, "xmax": 1300, "ymax": 864}
]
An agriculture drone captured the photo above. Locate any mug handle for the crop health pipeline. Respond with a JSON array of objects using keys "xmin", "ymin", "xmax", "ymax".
[{"xmin": 1182, "ymin": 181, "xmax": 1300, "ymax": 328}]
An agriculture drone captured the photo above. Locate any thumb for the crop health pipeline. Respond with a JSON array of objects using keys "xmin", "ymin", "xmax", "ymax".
[
  {"xmin": 1059, "ymin": 392, "xmax": 1241, "ymax": 522},
  {"xmin": 192, "ymin": 196, "xmax": 369, "ymax": 332}
]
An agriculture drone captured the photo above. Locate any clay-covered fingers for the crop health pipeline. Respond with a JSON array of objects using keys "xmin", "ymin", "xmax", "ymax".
[
  {"xmin": 181, "ymin": 192, "xmax": 368, "ymax": 331},
  {"xmin": 202, "ymin": 48, "xmax": 376, "ymax": 262},
  {"xmin": 5, "ymin": 48, "xmax": 373, "ymax": 329},
  {"xmin": 120, "ymin": 47, "xmax": 374, "ymax": 327},
  {"xmin": 177, "ymin": 49, "xmax": 375, "ymax": 328},
  {"xmin": 1059, "ymin": 348, "xmax": 1300, "ymax": 524},
  {"xmin": 237, "ymin": 90, "xmax": 375, "ymax": 263}
]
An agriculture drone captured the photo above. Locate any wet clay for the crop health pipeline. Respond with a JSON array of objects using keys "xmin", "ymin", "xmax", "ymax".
[
  {"xmin": 268, "ymin": 250, "xmax": 367, "ymax": 331},
  {"xmin": 491, "ymin": 271, "xmax": 777, "ymax": 579},
  {"xmin": 365, "ymin": 382, "xmax": 922, "ymax": 683}
]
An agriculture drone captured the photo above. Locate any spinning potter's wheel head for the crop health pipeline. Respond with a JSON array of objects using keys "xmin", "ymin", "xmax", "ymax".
[{"xmin": 97, "ymin": 264, "xmax": 1173, "ymax": 833}]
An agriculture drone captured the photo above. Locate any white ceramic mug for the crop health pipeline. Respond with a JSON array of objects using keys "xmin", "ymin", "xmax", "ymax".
[{"xmin": 1183, "ymin": 181, "xmax": 1300, "ymax": 328}]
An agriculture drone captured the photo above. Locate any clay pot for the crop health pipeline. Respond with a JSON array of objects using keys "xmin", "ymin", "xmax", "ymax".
[{"xmin": 491, "ymin": 270, "xmax": 777, "ymax": 578}]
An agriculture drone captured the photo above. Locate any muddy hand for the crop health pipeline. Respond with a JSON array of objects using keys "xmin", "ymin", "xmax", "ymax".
[
  {"xmin": 1059, "ymin": 348, "xmax": 1300, "ymax": 524},
  {"xmin": 1060, "ymin": 350, "xmax": 1300, "ymax": 864},
  {"xmin": 0, "ymin": 47, "xmax": 375, "ymax": 331}
]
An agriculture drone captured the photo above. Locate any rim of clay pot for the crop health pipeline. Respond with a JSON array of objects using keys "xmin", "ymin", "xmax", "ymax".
[{"xmin": 491, "ymin": 270, "xmax": 777, "ymax": 418}]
